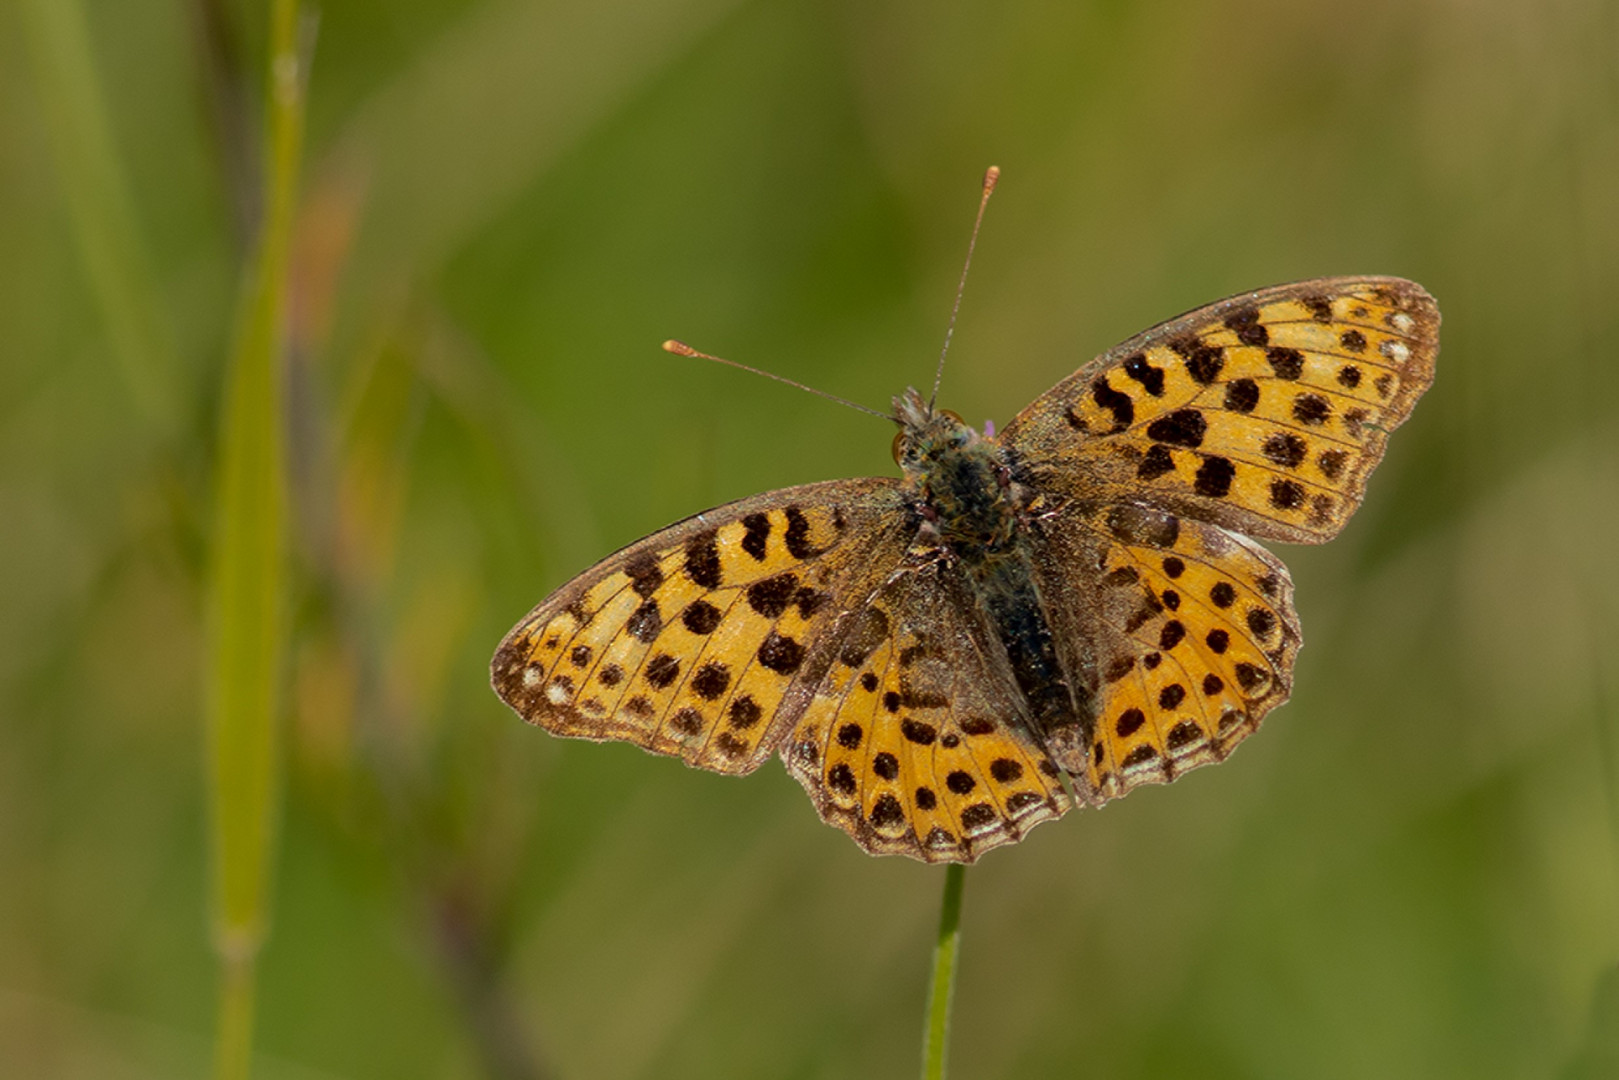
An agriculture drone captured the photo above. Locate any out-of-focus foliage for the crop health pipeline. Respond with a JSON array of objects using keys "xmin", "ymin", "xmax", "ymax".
[{"xmin": 2, "ymin": 0, "xmax": 1617, "ymax": 1077}]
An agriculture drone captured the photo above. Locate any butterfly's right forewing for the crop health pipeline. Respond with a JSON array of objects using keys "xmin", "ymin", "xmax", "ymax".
[{"xmin": 492, "ymin": 479, "xmax": 913, "ymax": 775}]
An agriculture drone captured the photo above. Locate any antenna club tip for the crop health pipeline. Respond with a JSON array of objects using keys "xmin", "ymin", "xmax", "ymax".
[
  {"xmin": 663, "ymin": 339, "xmax": 696, "ymax": 356},
  {"xmin": 983, "ymin": 165, "xmax": 1001, "ymax": 190}
]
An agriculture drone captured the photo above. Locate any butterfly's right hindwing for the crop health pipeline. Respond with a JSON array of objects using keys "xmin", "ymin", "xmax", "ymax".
[
  {"xmin": 784, "ymin": 556, "xmax": 1072, "ymax": 863},
  {"xmin": 491, "ymin": 479, "xmax": 912, "ymax": 775}
]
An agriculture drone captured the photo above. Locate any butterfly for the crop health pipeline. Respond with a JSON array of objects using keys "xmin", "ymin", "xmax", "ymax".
[{"xmin": 492, "ymin": 276, "xmax": 1438, "ymax": 863}]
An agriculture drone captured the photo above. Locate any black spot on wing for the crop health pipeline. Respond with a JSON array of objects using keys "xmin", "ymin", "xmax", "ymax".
[
  {"xmin": 1172, "ymin": 338, "xmax": 1225, "ymax": 384},
  {"xmin": 1266, "ymin": 347, "xmax": 1304, "ymax": 380},
  {"xmin": 1270, "ymin": 479, "xmax": 1307, "ymax": 510},
  {"xmin": 1292, "ymin": 393, "xmax": 1331, "ymax": 425},
  {"xmin": 1146, "ymin": 409, "xmax": 1207, "ymax": 448},
  {"xmin": 758, "ymin": 632, "xmax": 805, "ymax": 674},
  {"xmin": 829, "ymin": 763, "xmax": 856, "ymax": 794},
  {"xmin": 1194, "ymin": 456, "xmax": 1235, "ymax": 498},
  {"xmin": 684, "ymin": 531, "xmax": 722, "ymax": 588},
  {"xmin": 1224, "ymin": 379, "xmax": 1260, "ymax": 413},
  {"xmin": 783, "ymin": 506, "xmax": 818, "ymax": 559},
  {"xmin": 741, "ymin": 512, "xmax": 771, "ymax": 560},
  {"xmin": 644, "ymin": 653, "xmax": 680, "ymax": 688},
  {"xmin": 1123, "ymin": 353, "xmax": 1165, "ymax": 396},
  {"xmin": 869, "ymin": 794, "xmax": 905, "ymax": 828},
  {"xmin": 1317, "ymin": 449, "xmax": 1348, "ymax": 480},
  {"xmin": 746, "ymin": 573, "xmax": 798, "ymax": 618},
  {"xmin": 1137, "ymin": 444, "xmax": 1175, "ymax": 480},
  {"xmin": 1092, "ymin": 377, "xmax": 1135, "ymax": 431},
  {"xmin": 682, "ymin": 600, "xmax": 722, "ymax": 635},
  {"xmin": 627, "ymin": 599, "xmax": 662, "ymax": 643},
  {"xmin": 728, "ymin": 695, "xmax": 763, "ymax": 728},
  {"xmin": 1224, "ymin": 307, "xmax": 1268, "ymax": 346},
  {"xmin": 1262, "ymin": 432, "xmax": 1307, "ymax": 468},
  {"xmin": 691, "ymin": 661, "xmax": 730, "ymax": 700},
  {"xmin": 625, "ymin": 552, "xmax": 664, "ymax": 598}
]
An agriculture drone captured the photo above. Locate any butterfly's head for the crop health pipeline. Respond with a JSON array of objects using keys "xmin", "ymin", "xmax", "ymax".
[{"xmin": 890, "ymin": 387, "xmax": 979, "ymax": 473}]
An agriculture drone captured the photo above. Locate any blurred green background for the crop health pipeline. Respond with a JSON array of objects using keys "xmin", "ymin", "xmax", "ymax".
[{"xmin": 4, "ymin": 0, "xmax": 1618, "ymax": 1076}]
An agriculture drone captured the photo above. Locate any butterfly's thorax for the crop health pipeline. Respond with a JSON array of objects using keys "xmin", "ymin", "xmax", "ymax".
[
  {"xmin": 894, "ymin": 390, "xmax": 1090, "ymax": 746},
  {"xmin": 897, "ymin": 411, "xmax": 1018, "ymax": 556}
]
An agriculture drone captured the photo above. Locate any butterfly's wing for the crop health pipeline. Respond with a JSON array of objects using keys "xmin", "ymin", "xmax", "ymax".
[
  {"xmin": 491, "ymin": 479, "xmax": 916, "ymax": 775},
  {"xmin": 1000, "ymin": 277, "xmax": 1439, "ymax": 544},
  {"xmin": 1025, "ymin": 500, "xmax": 1300, "ymax": 800},
  {"xmin": 783, "ymin": 554, "xmax": 1071, "ymax": 863}
]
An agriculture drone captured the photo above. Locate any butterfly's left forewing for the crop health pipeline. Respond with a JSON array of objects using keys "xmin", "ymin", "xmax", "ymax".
[{"xmin": 492, "ymin": 479, "xmax": 913, "ymax": 775}]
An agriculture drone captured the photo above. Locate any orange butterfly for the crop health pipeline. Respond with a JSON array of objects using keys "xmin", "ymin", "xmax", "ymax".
[{"xmin": 493, "ymin": 275, "xmax": 1437, "ymax": 862}]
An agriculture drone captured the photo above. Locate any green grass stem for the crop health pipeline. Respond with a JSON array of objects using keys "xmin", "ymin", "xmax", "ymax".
[
  {"xmin": 922, "ymin": 863, "xmax": 966, "ymax": 1080},
  {"xmin": 205, "ymin": 2, "xmax": 308, "ymax": 1078}
]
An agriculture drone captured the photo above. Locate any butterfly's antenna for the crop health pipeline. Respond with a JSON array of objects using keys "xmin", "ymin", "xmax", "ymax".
[
  {"xmin": 929, "ymin": 165, "xmax": 1000, "ymax": 411},
  {"xmin": 663, "ymin": 340, "xmax": 895, "ymax": 421}
]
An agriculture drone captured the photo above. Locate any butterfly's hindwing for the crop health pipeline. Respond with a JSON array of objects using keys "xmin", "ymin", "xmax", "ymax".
[
  {"xmin": 1002, "ymin": 278, "xmax": 1439, "ymax": 544},
  {"xmin": 1029, "ymin": 501, "xmax": 1300, "ymax": 799},
  {"xmin": 491, "ymin": 479, "xmax": 912, "ymax": 774},
  {"xmin": 784, "ymin": 556, "xmax": 1070, "ymax": 863}
]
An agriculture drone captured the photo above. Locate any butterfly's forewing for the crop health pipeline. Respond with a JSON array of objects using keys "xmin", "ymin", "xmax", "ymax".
[
  {"xmin": 492, "ymin": 479, "xmax": 913, "ymax": 774},
  {"xmin": 783, "ymin": 556, "xmax": 1070, "ymax": 862},
  {"xmin": 1001, "ymin": 277, "xmax": 1439, "ymax": 544},
  {"xmin": 1028, "ymin": 502, "xmax": 1299, "ymax": 800}
]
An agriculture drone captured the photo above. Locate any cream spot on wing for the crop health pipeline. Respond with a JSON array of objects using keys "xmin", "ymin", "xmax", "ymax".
[{"xmin": 1380, "ymin": 339, "xmax": 1410, "ymax": 363}]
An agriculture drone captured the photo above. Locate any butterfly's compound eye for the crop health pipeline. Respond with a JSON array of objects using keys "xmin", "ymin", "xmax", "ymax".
[{"xmin": 891, "ymin": 429, "xmax": 907, "ymax": 464}]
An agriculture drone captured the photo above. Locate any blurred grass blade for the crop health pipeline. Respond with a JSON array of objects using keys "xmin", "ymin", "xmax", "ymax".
[
  {"xmin": 922, "ymin": 864, "xmax": 966, "ymax": 1080},
  {"xmin": 205, "ymin": 2, "xmax": 309, "ymax": 1078},
  {"xmin": 17, "ymin": 0, "xmax": 177, "ymax": 436}
]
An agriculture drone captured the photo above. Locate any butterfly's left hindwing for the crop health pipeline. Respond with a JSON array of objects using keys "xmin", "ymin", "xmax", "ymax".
[
  {"xmin": 1027, "ymin": 501, "xmax": 1300, "ymax": 801},
  {"xmin": 491, "ymin": 479, "xmax": 912, "ymax": 775}
]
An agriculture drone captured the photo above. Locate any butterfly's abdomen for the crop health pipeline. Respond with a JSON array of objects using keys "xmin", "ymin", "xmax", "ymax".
[{"xmin": 973, "ymin": 550, "xmax": 1094, "ymax": 755}]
